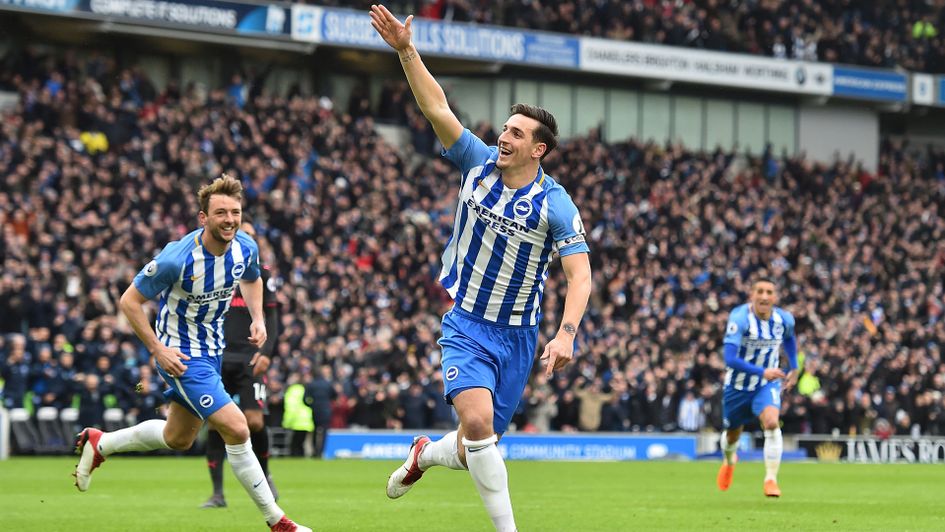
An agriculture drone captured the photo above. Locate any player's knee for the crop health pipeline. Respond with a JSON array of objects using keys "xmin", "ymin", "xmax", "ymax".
[
  {"xmin": 165, "ymin": 433, "xmax": 195, "ymax": 451},
  {"xmin": 222, "ymin": 425, "xmax": 251, "ymax": 443},
  {"xmin": 760, "ymin": 416, "xmax": 779, "ymax": 431},
  {"xmin": 460, "ymin": 411, "xmax": 495, "ymax": 440},
  {"xmin": 461, "ymin": 416, "xmax": 493, "ymax": 441},
  {"xmin": 246, "ymin": 415, "xmax": 264, "ymax": 433}
]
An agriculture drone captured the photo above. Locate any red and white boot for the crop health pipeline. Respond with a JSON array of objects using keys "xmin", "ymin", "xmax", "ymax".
[
  {"xmin": 269, "ymin": 515, "xmax": 312, "ymax": 532},
  {"xmin": 386, "ymin": 435, "xmax": 432, "ymax": 499},
  {"xmin": 73, "ymin": 428, "xmax": 107, "ymax": 492}
]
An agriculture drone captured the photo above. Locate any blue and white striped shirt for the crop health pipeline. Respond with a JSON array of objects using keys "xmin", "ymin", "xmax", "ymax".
[
  {"xmin": 440, "ymin": 129, "xmax": 590, "ymax": 327},
  {"xmin": 133, "ymin": 228, "xmax": 260, "ymax": 357},
  {"xmin": 723, "ymin": 304, "xmax": 796, "ymax": 392}
]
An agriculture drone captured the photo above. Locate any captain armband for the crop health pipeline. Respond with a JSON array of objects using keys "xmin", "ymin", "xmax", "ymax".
[{"xmin": 555, "ymin": 234, "xmax": 586, "ymax": 248}]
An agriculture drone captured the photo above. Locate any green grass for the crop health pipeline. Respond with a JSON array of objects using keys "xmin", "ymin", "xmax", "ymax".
[{"xmin": 0, "ymin": 457, "xmax": 941, "ymax": 531}]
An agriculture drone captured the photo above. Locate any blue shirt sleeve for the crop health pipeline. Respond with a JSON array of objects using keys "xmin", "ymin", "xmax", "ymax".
[
  {"xmin": 547, "ymin": 187, "xmax": 590, "ymax": 257},
  {"xmin": 783, "ymin": 336, "xmax": 798, "ymax": 371},
  {"xmin": 441, "ymin": 129, "xmax": 495, "ymax": 185},
  {"xmin": 133, "ymin": 244, "xmax": 182, "ymax": 300},
  {"xmin": 723, "ymin": 306, "xmax": 747, "ymax": 346},
  {"xmin": 724, "ymin": 343, "xmax": 765, "ymax": 376},
  {"xmin": 723, "ymin": 307, "xmax": 764, "ymax": 376},
  {"xmin": 240, "ymin": 236, "xmax": 261, "ymax": 282},
  {"xmin": 781, "ymin": 310, "xmax": 798, "ymax": 370}
]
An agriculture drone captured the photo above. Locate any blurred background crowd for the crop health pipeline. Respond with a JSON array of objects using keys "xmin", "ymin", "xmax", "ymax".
[
  {"xmin": 316, "ymin": 0, "xmax": 945, "ymax": 73},
  {"xmin": 2, "ymin": 40, "xmax": 945, "ymax": 447}
]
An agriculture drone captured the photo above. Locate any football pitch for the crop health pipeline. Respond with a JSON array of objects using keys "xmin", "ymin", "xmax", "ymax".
[{"xmin": 1, "ymin": 457, "xmax": 941, "ymax": 531}]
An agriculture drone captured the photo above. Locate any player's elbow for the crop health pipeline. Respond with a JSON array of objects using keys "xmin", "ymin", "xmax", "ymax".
[
  {"xmin": 419, "ymin": 99, "xmax": 450, "ymax": 120},
  {"xmin": 576, "ymin": 269, "xmax": 592, "ymax": 291},
  {"xmin": 118, "ymin": 290, "xmax": 136, "ymax": 316}
]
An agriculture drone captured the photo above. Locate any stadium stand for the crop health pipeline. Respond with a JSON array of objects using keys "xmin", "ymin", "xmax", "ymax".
[
  {"xmin": 1, "ymin": 42, "xmax": 944, "ymax": 457},
  {"xmin": 312, "ymin": 0, "xmax": 945, "ymax": 73}
]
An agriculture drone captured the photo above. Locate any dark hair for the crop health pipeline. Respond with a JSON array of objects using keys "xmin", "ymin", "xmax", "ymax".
[
  {"xmin": 751, "ymin": 277, "xmax": 779, "ymax": 290},
  {"xmin": 509, "ymin": 103, "xmax": 558, "ymax": 160}
]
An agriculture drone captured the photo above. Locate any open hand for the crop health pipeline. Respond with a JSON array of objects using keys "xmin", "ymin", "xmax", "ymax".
[{"xmin": 370, "ymin": 4, "xmax": 413, "ymax": 52}]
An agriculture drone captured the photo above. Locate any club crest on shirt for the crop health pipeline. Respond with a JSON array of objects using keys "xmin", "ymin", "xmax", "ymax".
[
  {"xmin": 512, "ymin": 198, "xmax": 533, "ymax": 220},
  {"xmin": 231, "ymin": 262, "xmax": 246, "ymax": 279},
  {"xmin": 143, "ymin": 260, "xmax": 159, "ymax": 277},
  {"xmin": 772, "ymin": 323, "xmax": 785, "ymax": 338}
]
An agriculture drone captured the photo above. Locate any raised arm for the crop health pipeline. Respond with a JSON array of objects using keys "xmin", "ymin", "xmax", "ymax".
[{"xmin": 370, "ymin": 4, "xmax": 463, "ymax": 149}]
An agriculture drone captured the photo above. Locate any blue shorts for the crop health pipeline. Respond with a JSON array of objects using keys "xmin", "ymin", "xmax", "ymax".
[
  {"xmin": 157, "ymin": 354, "xmax": 232, "ymax": 420},
  {"xmin": 723, "ymin": 380, "xmax": 782, "ymax": 430},
  {"xmin": 438, "ymin": 308, "xmax": 538, "ymax": 435}
]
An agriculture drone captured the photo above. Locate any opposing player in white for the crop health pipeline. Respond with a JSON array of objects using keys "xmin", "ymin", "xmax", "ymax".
[
  {"xmin": 372, "ymin": 5, "xmax": 593, "ymax": 531},
  {"xmin": 73, "ymin": 176, "xmax": 310, "ymax": 531}
]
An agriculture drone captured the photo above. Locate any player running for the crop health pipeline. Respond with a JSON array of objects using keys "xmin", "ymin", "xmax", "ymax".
[
  {"xmin": 201, "ymin": 216, "xmax": 280, "ymax": 509},
  {"xmin": 717, "ymin": 278, "xmax": 798, "ymax": 498},
  {"xmin": 73, "ymin": 175, "xmax": 310, "ymax": 531},
  {"xmin": 371, "ymin": 5, "xmax": 593, "ymax": 531}
]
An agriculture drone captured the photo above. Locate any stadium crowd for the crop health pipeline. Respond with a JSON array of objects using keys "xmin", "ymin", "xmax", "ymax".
[
  {"xmin": 317, "ymin": 0, "xmax": 945, "ymax": 73},
  {"xmin": 2, "ymin": 46, "xmax": 945, "ymax": 448}
]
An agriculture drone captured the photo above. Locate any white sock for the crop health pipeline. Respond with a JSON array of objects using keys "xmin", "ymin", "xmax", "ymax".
[
  {"xmin": 464, "ymin": 435, "xmax": 516, "ymax": 532},
  {"xmin": 98, "ymin": 420, "xmax": 171, "ymax": 456},
  {"xmin": 763, "ymin": 428, "xmax": 783, "ymax": 481},
  {"xmin": 419, "ymin": 431, "xmax": 467, "ymax": 471},
  {"xmin": 720, "ymin": 431, "xmax": 738, "ymax": 465},
  {"xmin": 226, "ymin": 440, "xmax": 284, "ymax": 526}
]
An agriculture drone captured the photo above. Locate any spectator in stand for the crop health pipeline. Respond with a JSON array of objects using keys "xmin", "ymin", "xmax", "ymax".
[
  {"xmin": 599, "ymin": 380, "xmax": 630, "ymax": 432},
  {"xmin": 525, "ymin": 374, "xmax": 558, "ymax": 433},
  {"xmin": 677, "ymin": 389, "xmax": 704, "ymax": 432},
  {"xmin": 303, "ymin": 365, "xmax": 335, "ymax": 458},
  {"xmin": 553, "ymin": 390, "xmax": 581, "ymax": 432},
  {"xmin": 575, "ymin": 377, "xmax": 613, "ymax": 432},
  {"xmin": 77, "ymin": 373, "xmax": 105, "ymax": 429},
  {"xmin": 1, "ymin": 335, "xmax": 31, "ymax": 409},
  {"xmin": 29, "ymin": 343, "xmax": 60, "ymax": 410},
  {"xmin": 329, "ymin": 382, "xmax": 353, "ymax": 429},
  {"xmin": 400, "ymin": 382, "xmax": 429, "ymax": 429},
  {"xmin": 132, "ymin": 365, "xmax": 166, "ymax": 422},
  {"xmin": 309, "ymin": 0, "xmax": 945, "ymax": 73}
]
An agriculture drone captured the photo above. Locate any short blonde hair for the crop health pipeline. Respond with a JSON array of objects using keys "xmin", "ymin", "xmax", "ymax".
[{"xmin": 197, "ymin": 174, "xmax": 243, "ymax": 213}]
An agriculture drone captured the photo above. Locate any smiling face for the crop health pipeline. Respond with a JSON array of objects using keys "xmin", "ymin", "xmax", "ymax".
[
  {"xmin": 199, "ymin": 193, "xmax": 242, "ymax": 247},
  {"xmin": 496, "ymin": 113, "xmax": 546, "ymax": 170},
  {"xmin": 750, "ymin": 280, "xmax": 778, "ymax": 319}
]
